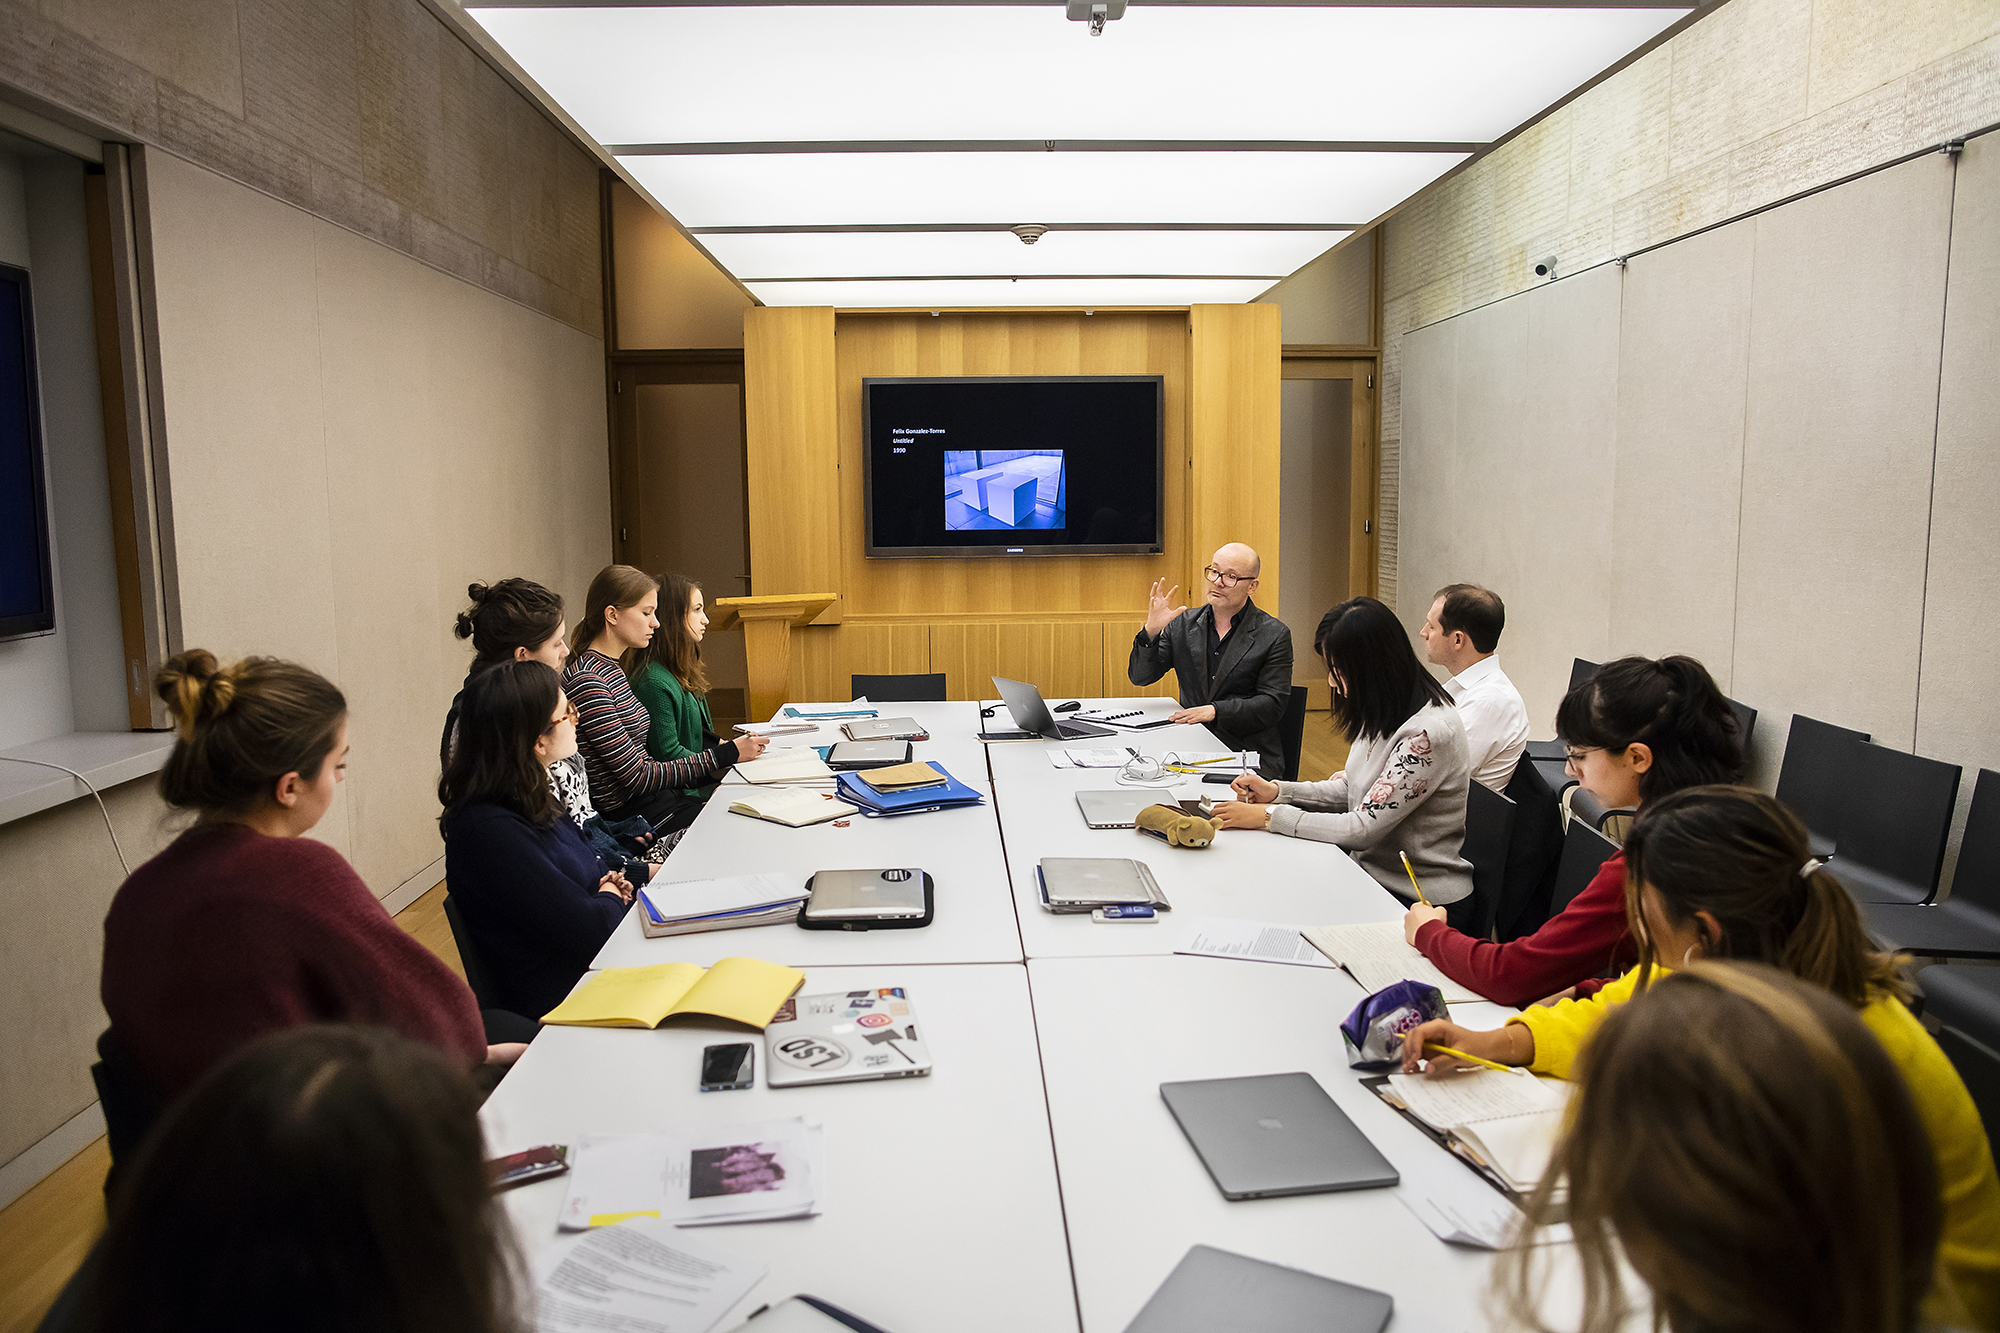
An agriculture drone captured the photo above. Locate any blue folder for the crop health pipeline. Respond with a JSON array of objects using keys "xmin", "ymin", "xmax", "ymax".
[{"xmin": 834, "ymin": 766, "xmax": 985, "ymax": 817}]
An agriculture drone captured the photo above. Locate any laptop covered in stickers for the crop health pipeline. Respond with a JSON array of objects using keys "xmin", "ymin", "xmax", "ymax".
[{"xmin": 763, "ymin": 988, "xmax": 934, "ymax": 1088}]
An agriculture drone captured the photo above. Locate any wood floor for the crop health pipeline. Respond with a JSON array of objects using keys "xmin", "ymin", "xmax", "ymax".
[
  {"xmin": 0, "ymin": 882, "xmax": 462, "ymax": 1332},
  {"xmin": 0, "ymin": 726, "xmax": 1354, "ymax": 1331}
]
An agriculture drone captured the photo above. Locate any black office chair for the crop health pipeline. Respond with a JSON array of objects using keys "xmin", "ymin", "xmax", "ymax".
[
  {"xmin": 1461, "ymin": 779, "xmax": 1517, "ymax": 941},
  {"xmin": 851, "ymin": 673, "xmax": 947, "ymax": 703},
  {"xmin": 1726, "ymin": 696, "xmax": 1758, "ymax": 750},
  {"xmin": 1548, "ymin": 818, "xmax": 1619, "ymax": 917},
  {"xmin": 1832, "ymin": 744, "xmax": 1961, "ymax": 905},
  {"xmin": 1919, "ymin": 965, "xmax": 2000, "ymax": 1142},
  {"xmin": 1279, "ymin": 685, "xmax": 1309, "ymax": 783},
  {"xmin": 1496, "ymin": 758, "xmax": 1567, "ymax": 941},
  {"xmin": 1565, "ymin": 784, "xmax": 1632, "ymax": 844},
  {"xmin": 90, "ymin": 1027, "xmax": 163, "ymax": 1199},
  {"xmin": 1522, "ymin": 658, "xmax": 1603, "ymax": 765},
  {"xmin": 1775, "ymin": 714, "xmax": 1872, "ymax": 858},
  {"xmin": 444, "ymin": 894, "xmax": 500, "ymax": 1010},
  {"xmin": 1860, "ymin": 769, "xmax": 2000, "ymax": 960}
]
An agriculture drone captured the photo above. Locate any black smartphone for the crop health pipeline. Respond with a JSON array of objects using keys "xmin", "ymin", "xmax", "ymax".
[
  {"xmin": 486, "ymin": 1144, "xmax": 569, "ymax": 1191},
  {"xmin": 700, "ymin": 1042, "xmax": 755, "ymax": 1091}
]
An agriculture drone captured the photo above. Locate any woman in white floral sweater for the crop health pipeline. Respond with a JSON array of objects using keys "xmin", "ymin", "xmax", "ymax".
[{"xmin": 1214, "ymin": 596, "xmax": 1475, "ymax": 920}]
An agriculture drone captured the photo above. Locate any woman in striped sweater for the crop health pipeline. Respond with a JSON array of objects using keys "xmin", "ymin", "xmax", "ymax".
[{"xmin": 562, "ymin": 565, "xmax": 765, "ymax": 830}]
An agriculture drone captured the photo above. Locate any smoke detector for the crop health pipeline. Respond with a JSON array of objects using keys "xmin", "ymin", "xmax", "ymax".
[{"xmin": 1011, "ymin": 225, "xmax": 1049, "ymax": 245}]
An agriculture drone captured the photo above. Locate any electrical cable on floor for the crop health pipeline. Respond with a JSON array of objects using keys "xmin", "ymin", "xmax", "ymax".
[{"xmin": 0, "ymin": 756, "xmax": 133, "ymax": 876}]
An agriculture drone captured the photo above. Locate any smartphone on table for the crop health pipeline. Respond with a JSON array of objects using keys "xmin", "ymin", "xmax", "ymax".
[{"xmin": 700, "ymin": 1042, "xmax": 755, "ymax": 1091}]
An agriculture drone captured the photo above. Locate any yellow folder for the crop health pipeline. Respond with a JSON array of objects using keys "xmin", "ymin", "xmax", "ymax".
[{"xmin": 540, "ymin": 958, "xmax": 806, "ymax": 1029}]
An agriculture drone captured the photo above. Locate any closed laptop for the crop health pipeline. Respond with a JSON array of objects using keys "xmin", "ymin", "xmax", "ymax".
[
  {"xmin": 1122, "ymin": 1245, "xmax": 1393, "ymax": 1333},
  {"xmin": 1160, "ymin": 1072, "xmax": 1398, "ymax": 1200}
]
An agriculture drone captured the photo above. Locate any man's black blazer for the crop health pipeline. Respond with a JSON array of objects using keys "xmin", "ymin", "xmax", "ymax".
[{"xmin": 1127, "ymin": 600, "xmax": 1294, "ymax": 778}]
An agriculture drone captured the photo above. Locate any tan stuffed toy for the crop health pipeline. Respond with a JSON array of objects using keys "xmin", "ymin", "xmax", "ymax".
[{"xmin": 1135, "ymin": 803, "xmax": 1222, "ymax": 848}]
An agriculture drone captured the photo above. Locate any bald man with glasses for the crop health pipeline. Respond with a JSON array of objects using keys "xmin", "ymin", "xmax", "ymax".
[{"xmin": 1128, "ymin": 542, "xmax": 1294, "ymax": 778}]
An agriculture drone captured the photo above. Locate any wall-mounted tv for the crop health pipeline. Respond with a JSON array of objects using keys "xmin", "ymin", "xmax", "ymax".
[
  {"xmin": 863, "ymin": 376, "xmax": 1164, "ymax": 558},
  {"xmin": 0, "ymin": 262, "xmax": 54, "ymax": 641}
]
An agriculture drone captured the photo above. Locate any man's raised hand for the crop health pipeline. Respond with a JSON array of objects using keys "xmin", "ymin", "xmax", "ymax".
[{"xmin": 1145, "ymin": 578, "xmax": 1188, "ymax": 638}]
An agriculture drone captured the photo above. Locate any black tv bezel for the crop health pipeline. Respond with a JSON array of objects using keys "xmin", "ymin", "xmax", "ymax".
[
  {"xmin": 862, "ymin": 374, "xmax": 1166, "ymax": 560},
  {"xmin": 0, "ymin": 261, "xmax": 55, "ymax": 642}
]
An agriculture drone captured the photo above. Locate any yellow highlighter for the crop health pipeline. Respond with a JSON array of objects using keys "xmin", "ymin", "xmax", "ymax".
[
  {"xmin": 1422, "ymin": 1042, "xmax": 1515, "ymax": 1074},
  {"xmin": 1399, "ymin": 851, "xmax": 1432, "ymax": 907}
]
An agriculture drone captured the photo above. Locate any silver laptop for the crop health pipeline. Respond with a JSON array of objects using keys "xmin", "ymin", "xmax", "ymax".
[
  {"xmin": 1076, "ymin": 789, "xmax": 1165, "ymax": 829},
  {"xmin": 764, "ymin": 987, "xmax": 933, "ymax": 1088},
  {"xmin": 1122, "ymin": 1245, "xmax": 1393, "ymax": 1333},
  {"xmin": 991, "ymin": 676, "xmax": 1119, "ymax": 740},
  {"xmin": 1160, "ymin": 1072, "xmax": 1399, "ymax": 1200}
]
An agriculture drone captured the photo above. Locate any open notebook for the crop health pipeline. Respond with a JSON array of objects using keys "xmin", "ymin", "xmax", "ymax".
[
  {"xmin": 1381, "ymin": 1068, "xmax": 1571, "ymax": 1197},
  {"xmin": 1302, "ymin": 921, "xmax": 1486, "ymax": 1005},
  {"xmin": 729, "ymin": 788, "xmax": 859, "ymax": 828}
]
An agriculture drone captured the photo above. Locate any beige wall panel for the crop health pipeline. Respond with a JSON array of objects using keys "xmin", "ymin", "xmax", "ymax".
[
  {"xmin": 1259, "ymin": 232, "xmax": 1373, "ymax": 346},
  {"xmin": 1103, "ymin": 621, "xmax": 1186, "ymax": 699},
  {"xmin": 931, "ymin": 620, "xmax": 1100, "ymax": 702},
  {"xmin": 610, "ymin": 181, "xmax": 751, "ymax": 349},
  {"xmin": 1916, "ymin": 132, "xmax": 2000, "ymax": 885},
  {"xmin": 0, "ymin": 779, "xmax": 174, "ymax": 1165},
  {"xmin": 831, "ymin": 312, "xmax": 1189, "ymax": 618},
  {"xmin": 1730, "ymin": 154, "xmax": 1954, "ymax": 782},
  {"xmin": 1189, "ymin": 304, "xmax": 1284, "ymax": 618},
  {"xmin": 745, "ymin": 307, "xmax": 841, "ymax": 616},
  {"xmin": 1609, "ymin": 218, "xmax": 1755, "ymax": 683}
]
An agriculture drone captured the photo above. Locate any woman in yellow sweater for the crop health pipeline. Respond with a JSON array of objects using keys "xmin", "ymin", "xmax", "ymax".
[{"xmin": 1402, "ymin": 785, "xmax": 2000, "ymax": 1330}]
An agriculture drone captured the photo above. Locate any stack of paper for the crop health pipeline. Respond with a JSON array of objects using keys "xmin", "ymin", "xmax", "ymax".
[
  {"xmin": 727, "ymin": 787, "xmax": 858, "ymax": 828},
  {"xmin": 558, "ymin": 1119, "xmax": 825, "ymax": 1230},
  {"xmin": 537, "ymin": 1219, "xmax": 766, "ymax": 1332},
  {"xmin": 732, "ymin": 719, "xmax": 817, "ymax": 737},
  {"xmin": 1301, "ymin": 921, "xmax": 1486, "ymax": 1004},
  {"xmin": 1048, "ymin": 748, "xmax": 1136, "ymax": 769},
  {"xmin": 541, "ymin": 959, "xmax": 805, "ymax": 1029},
  {"xmin": 1174, "ymin": 918, "xmax": 1341, "ymax": 968},
  {"xmin": 1385, "ymin": 1069, "xmax": 1571, "ymax": 1196},
  {"xmin": 733, "ymin": 751, "xmax": 836, "ymax": 784},
  {"xmin": 637, "ymin": 875, "xmax": 809, "ymax": 938}
]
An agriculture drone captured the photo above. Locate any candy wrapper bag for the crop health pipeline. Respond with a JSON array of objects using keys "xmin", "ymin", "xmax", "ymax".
[{"xmin": 1340, "ymin": 979, "xmax": 1447, "ymax": 1070}]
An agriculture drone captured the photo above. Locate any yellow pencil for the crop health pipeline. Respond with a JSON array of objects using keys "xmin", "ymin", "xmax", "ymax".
[
  {"xmin": 1423, "ymin": 1042, "xmax": 1514, "ymax": 1074},
  {"xmin": 1399, "ymin": 851, "xmax": 1432, "ymax": 907}
]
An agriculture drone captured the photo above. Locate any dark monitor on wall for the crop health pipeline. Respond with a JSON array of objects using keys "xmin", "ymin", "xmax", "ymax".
[
  {"xmin": 0, "ymin": 262, "xmax": 54, "ymax": 641},
  {"xmin": 863, "ymin": 375, "xmax": 1164, "ymax": 558}
]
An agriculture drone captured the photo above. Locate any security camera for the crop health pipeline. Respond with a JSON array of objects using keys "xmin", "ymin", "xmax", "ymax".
[{"xmin": 1533, "ymin": 256, "xmax": 1558, "ymax": 279}]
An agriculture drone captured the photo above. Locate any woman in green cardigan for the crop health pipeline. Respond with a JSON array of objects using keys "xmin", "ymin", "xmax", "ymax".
[{"xmin": 630, "ymin": 572, "xmax": 727, "ymax": 804}]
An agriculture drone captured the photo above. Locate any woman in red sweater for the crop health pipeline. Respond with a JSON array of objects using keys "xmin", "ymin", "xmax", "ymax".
[
  {"xmin": 102, "ymin": 651, "xmax": 514, "ymax": 1105},
  {"xmin": 1400, "ymin": 654, "xmax": 1743, "ymax": 1006}
]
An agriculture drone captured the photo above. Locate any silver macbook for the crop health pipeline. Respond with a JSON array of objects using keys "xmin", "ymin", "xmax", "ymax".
[
  {"xmin": 991, "ymin": 676, "xmax": 1119, "ymax": 740},
  {"xmin": 1160, "ymin": 1072, "xmax": 1399, "ymax": 1200},
  {"xmin": 1076, "ymin": 789, "xmax": 1164, "ymax": 829},
  {"xmin": 1122, "ymin": 1245, "xmax": 1393, "ymax": 1333}
]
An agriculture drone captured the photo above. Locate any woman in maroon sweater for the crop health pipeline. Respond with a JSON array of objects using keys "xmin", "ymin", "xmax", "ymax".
[
  {"xmin": 1401, "ymin": 655, "xmax": 1744, "ymax": 1006},
  {"xmin": 102, "ymin": 651, "xmax": 508, "ymax": 1103}
]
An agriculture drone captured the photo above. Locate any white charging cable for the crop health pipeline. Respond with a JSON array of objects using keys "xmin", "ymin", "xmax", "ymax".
[{"xmin": 0, "ymin": 755, "xmax": 134, "ymax": 876}]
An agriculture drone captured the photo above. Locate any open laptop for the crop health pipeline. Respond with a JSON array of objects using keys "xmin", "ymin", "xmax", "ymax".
[
  {"xmin": 1161, "ymin": 1072, "xmax": 1399, "ymax": 1200},
  {"xmin": 991, "ymin": 676, "xmax": 1119, "ymax": 740},
  {"xmin": 1123, "ymin": 1245, "xmax": 1393, "ymax": 1333}
]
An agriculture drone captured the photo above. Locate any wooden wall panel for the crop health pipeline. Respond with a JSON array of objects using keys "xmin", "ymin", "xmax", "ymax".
[
  {"xmin": 745, "ymin": 307, "xmax": 841, "ymax": 622},
  {"xmin": 931, "ymin": 621, "xmax": 1102, "ymax": 702},
  {"xmin": 785, "ymin": 622, "xmax": 931, "ymax": 702},
  {"xmin": 1189, "ymin": 303, "xmax": 1283, "ymax": 614},
  {"xmin": 1101, "ymin": 620, "xmax": 1181, "ymax": 699}
]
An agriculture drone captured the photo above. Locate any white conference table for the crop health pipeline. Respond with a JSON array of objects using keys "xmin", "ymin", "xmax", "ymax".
[
  {"xmin": 481, "ymin": 963, "xmax": 1080, "ymax": 1333},
  {"xmin": 492, "ymin": 695, "xmax": 1567, "ymax": 1332}
]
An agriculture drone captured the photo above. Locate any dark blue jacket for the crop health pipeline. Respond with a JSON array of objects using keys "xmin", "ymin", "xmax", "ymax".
[{"xmin": 442, "ymin": 801, "xmax": 627, "ymax": 1019}]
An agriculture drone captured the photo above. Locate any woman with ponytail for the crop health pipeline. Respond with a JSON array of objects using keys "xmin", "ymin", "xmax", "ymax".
[
  {"xmin": 562, "ymin": 565, "xmax": 763, "ymax": 832},
  {"xmin": 442, "ymin": 578, "xmax": 567, "ymax": 771},
  {"xmin": 103, "ymin": 652, "xmax": 507, "ymax": 1109},
  {"xmin": 1402, "ymin": 653, "xmax": 1744, "ymax": 1005},
  {"xmin": 1403, "ymin": 786, "xmax": 2000, "ymax": 1328}
]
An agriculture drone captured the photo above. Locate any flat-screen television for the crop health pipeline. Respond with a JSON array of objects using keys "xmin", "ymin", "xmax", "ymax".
[
  {"xmin": 0, "ymin": 262, "xmax": 54, "ymax": 641},
  {"xmin": 863, "ymin": 375, "xmax": 1164, "ymax": 558}
]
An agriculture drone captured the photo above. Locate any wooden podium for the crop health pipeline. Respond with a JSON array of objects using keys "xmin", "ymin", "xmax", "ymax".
[{"xmin": 710, "ymin": 594, "xmax": 838, "ymax": 722}]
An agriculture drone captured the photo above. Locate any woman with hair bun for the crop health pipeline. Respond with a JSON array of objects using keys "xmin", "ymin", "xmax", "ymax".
[
  {"xmin": 102, "ymin": 652, "xmax": 512, "ymax": 1111},
  {"xmin": 1401, "ymin": 653, "xmax": 1745, "ymax": 1005},
  {"xmin": 1405, "ymin": 786, "xmax": 2000, "ymax": 1328}
]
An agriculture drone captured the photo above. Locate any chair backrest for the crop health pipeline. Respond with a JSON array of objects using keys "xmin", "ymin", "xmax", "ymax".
[
  {"xmin": 1564, "ymin": 784, "xmax": 1631, "ymax": 843},
  {"xmin": 1937, "ymin": 1025, "xmax": 2000, "ymax": 1146},
  {"xmin": 1835, "ymin": 744, "xmax": 1961, "ymax": 904},
  {"xmin": 1496, "ymin": 759, "xmax": 1567, "ymax": 941},
  {"xmin": 1568, "ymin": 658, "xmax": 1598, "ymax": 694},
  {"xmin": 443, "ymin": 894, "xmax": 499, "ymax": 1010},
  {"xmin": 1726, "ymin": 696, "xmax": 1757, "ymax": 749},
  {"xmin": 1280, "ymin": 685, "xmax": 1309, "ymax": 782},
  {"xmin": 1549, "ymin": 818, "xmax": 1619, "ymax": 917},
  {"xmin": 1947, "ymin": 769, "xmax": 2000, "ymax": 914},
  {"xmin": 1461, "ymin": 779, "xmax": 1517, "ymax": 941},
  {"xmin": 92, "ymin": 1027, "xmax": 163, "ymax": 1194},
  {"xmin": 850, "ymin": 673, "xmax": 947, "ymax": 703},
  {"xmin": 1774, "ymin": 714, "xmax": 1872, "ymax": 856}
]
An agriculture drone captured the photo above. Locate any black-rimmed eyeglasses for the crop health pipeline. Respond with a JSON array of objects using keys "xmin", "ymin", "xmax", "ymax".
[{"xmin": 1203, "ymin": 566, "xmax": 1254, "ymax": 588}]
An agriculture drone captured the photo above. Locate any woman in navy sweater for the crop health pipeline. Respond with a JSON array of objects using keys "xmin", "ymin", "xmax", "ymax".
[{"xmin": 441, "ymin": 661, "xmax": 632, "ymax": 1019}]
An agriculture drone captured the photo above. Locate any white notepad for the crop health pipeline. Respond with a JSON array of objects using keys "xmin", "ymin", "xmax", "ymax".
[
  {"xmin": 733, "ymin": 751, "xmax": 835, "ymax": 784},
  {"xmin": 1385, "ymin": 1069, "xmax": 1570, "ymax": 1195},
  {"xmin": 1302, "ymin": 920, "xmax": 1486, "ymax": 1004},
  {"xmin": 727, "ymin": 788, "xmax": 857, "ymax": 828}
]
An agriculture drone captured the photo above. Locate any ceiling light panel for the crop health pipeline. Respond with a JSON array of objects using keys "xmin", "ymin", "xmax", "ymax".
[
  {"xmin": 619, "ymin": 151, "xmax": 1462, "ymax": 228},
  {"xmin": 698, "ymin": 229, "xmax": 1353, "ymax": 280},
  {"xmin": 471, "ymin": 6, "xmax": 1688, "ymax": 146},
  {"xmin": 746, "ymin": 278, "xmax": 1279, "ymax": 308}
]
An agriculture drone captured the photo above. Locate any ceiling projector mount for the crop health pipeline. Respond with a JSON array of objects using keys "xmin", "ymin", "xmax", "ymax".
[{"xmin": 1065, "ymin": 0, "xmax": 1126, "ymax": 36}]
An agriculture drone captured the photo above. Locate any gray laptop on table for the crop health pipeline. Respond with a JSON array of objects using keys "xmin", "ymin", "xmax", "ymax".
[
  {"xmin": 1076, "ymin": 789, "xmax": 1163, "ymax": 829},
  {"xmin": 1122, "ymin": 1245, "xmax": 1393, "ymax": 1333},
  {"xmin": 991, "ymin": 676, "xmax": 1119, "ymax": 740},
  {"xmin": 1161, "ymin": 1072, "xmax": 1399, "ymax": 1200}
]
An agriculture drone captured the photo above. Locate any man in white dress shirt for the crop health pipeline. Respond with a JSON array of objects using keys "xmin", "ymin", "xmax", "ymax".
[{"xmin": 1419, "ymin": 584, "xmax": 1530, "ymax": 790}]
